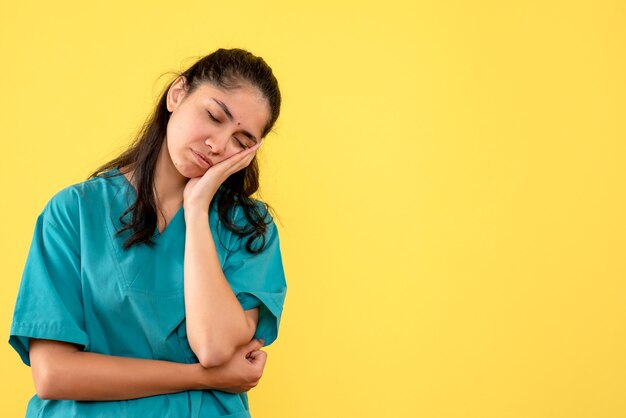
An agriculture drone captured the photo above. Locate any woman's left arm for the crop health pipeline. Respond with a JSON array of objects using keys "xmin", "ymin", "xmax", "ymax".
[
  {"xmin": 184, "ymin": 207, "xmax": 258, "ymax": 369},
  {"xmin": 183, "ymin": 142, "xmax": 263, "ymax": 369}
]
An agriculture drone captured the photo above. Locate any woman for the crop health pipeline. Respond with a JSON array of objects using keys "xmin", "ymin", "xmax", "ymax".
[{"xmin": 8, "ymin": 48, "xmax": 287, "ymax": 417}]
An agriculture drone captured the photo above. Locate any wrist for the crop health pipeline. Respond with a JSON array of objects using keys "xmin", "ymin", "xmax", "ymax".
[
  {"xmin": 183, "ymin": 204, "xmax": 209, "ymax": 221},
  {"xmin": 189, "ymin": 363, "xmax": 223, "ymax": 391}
]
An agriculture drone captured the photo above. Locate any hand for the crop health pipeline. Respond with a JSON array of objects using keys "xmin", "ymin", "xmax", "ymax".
[
  {"xmin": 183, "ymin": 142, "xmax": 262, "ymax": 212},
  {"xmin": 198, "ymin": 338, "xmax": 268, "ymax": 394}
]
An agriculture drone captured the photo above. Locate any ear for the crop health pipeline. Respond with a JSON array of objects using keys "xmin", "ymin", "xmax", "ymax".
[{"xmin": 166, "ymin": 75, "xmax": 189, "ymax": 113}]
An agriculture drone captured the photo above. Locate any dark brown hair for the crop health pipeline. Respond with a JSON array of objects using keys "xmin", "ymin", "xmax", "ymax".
[{"xmin": 89, "ymin": 48, "xmax": 282, "ymax": 253}]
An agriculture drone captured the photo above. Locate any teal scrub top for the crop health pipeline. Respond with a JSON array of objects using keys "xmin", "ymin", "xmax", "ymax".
[{"xmin": 8, "ymin": 167, "xmax": 288, "ymax": 418}]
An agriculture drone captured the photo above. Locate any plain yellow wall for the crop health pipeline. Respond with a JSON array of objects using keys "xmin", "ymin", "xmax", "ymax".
[{"xmin": 1, "ymin": 1, "xmax": 625, "ymax": 417}]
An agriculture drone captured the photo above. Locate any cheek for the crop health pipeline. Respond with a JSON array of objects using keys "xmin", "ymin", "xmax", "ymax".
[
  {"xmin": 165, "ymin": 127, "xmax": 192, "ymax": 169},
  {"xmin": 168, "ymin": 113, "xmax": 198, "ymax": 141},
  {"xmin": 166, "ymin": 120, "xmax": 194, "ymax": 153},
  {"xmin": 213, "ymin": 145, "xmax": 242, "ymax": 164},
  {"xmin": 165, "ymin": 126, "xmax": 179, "ymax": 156}
]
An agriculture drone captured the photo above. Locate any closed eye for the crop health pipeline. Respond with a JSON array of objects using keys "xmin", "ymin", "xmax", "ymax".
[
  {"xmin": 235, "ymin": 138, "xmax": 248, "ymax": 149},
  {"xmin": 207, "ymin": 111, "xmax": 220, "ymax": 123}
]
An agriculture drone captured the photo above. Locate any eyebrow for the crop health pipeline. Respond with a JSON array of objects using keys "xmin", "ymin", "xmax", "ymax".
[{"xmin": 212, "ymin": 98, "xmax": 259, "ymax": 143}]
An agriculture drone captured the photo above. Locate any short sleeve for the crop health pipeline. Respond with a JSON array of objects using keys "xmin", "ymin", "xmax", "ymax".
[
  {"xmin": 8, "ymin": 193, "xmax": 89, "ymax": 367},
  {"xmin": 223, "ymin": 211, "xmax": 287, "ymax": 347}
]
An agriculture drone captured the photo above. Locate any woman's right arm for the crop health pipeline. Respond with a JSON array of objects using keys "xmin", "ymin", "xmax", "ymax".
[{"xmin": 29, "ymin": 337, "xmax": 267, "ymax": 401}]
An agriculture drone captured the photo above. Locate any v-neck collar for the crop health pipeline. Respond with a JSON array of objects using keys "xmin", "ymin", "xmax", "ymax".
[{"xmin": 112, "ymin": 166, "xmax": 185, "ymax": 240}]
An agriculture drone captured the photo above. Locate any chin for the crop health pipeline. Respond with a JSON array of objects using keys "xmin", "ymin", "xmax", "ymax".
[{"xmin": 174, "ymin": 161, "xmax": 206, "ymax": 179}]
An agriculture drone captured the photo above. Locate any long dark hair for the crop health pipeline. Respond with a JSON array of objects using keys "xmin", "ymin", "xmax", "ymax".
[{"xmin": 88, "ymin": 48, "xmax": 282, "ymax": 254}]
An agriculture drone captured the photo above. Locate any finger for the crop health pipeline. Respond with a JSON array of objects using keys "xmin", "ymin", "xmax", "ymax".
[
  {"xmin": 234, "ymin": 145, "xmax": 260, "ymax": 162},
  {"xmin": 247, "ymin": 338, "xmax": 265, "ymax": 351},
  {"xmin": 248, "ymin": 349, "xmax": 267, "ymax": 361},
  {"xmin": 245, "ymin": 347, "xmax": 264, "ymax": 359},
  {"xmin": 247, "ymin": 349, "xmax": 264, "ymax": 359},
  {"xmin": 207, "ymin": 150, "xmax": 256, "ymax": 181},
  {"xmin": 249, "ymin": 140, "xmax": 263, "ymax": 150},
  {"xmin": 249, "ymin": 350, "xmax": 268, "ymax": 367},
  {"xmin": 224, "ymin": 156, "xmax": 254, "ymax": 178},
  {"xmin": 232, "ymin": 141, "xmax": 262, "ymax": 162},
  {"xmin": 225, "ymin": 151, "xmax": 259, "ymax": 177},
  {"xmin": 231, "ymin": 141, "xmax": 262, "ymax": 164}
]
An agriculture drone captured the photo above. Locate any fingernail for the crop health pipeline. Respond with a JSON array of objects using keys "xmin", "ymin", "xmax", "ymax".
[{"xmin": 259, "ymin": 339, "xmax": 266, "ymax": 345}]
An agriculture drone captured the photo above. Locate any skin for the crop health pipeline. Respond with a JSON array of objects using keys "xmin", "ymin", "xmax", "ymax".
[
  {"xmin": 125, "ymin": 75, "xmax": 269, "ymax": 232},
  {"xmin": 29, "ymin": 75, "xmax": 274, "ymax": 400},
  {"xmin": 162, "ymin": 76, "xmax": 272, "ymax": 366},
  {"xmin": 126, "ymin": 75, "xmax": 272, "ymax": 365},
  {"xmin": 29, "ymin": 337, "xmax": 267, "ymax": 400}
]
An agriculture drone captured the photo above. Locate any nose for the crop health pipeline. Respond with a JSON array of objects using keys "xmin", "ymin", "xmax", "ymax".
[{"xmin": 204, "ymin": 134, "xmax": 228, "ymax": 155}]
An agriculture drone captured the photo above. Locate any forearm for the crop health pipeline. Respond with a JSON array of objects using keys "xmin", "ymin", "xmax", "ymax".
[
  {"xmin": 39, "ymin": 350, "xmax": 212, "ymax": 401},
  {"xmin": 184, "ymin": 207, "xmax": 252, "ymax": 367}
]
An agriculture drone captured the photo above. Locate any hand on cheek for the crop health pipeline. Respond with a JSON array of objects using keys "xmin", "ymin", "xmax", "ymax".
[{"xmin": 183, "ymin": 141, "xmax": 263, "ymax": 211}]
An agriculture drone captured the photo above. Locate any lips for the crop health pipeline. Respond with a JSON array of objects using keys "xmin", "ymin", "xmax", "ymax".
[{"xmin": 192, "ymin": 150, "xmax": 212, "ymax": 168}]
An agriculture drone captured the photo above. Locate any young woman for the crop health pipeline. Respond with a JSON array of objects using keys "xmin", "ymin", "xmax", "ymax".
[{"xmin": 8, "ymin": 48, "xmax": 287, "ymax": 417}]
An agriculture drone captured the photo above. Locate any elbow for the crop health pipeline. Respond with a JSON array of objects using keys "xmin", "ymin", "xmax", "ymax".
[
  {"xmin": 29, "ymin": 339, "xmax": 80, "ymax": 400},
  {"xmin": 32, "ymin": 362, "xmax": 57, "ymax": 400},
  {"xmin": 197, "ymin": 345, "xmax": 235, "ymax": 369}
]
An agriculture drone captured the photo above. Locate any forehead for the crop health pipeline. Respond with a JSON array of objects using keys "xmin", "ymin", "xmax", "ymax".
[{"xmin": 193, "ymin": 82, "xmax": 267, "ymax": 107}]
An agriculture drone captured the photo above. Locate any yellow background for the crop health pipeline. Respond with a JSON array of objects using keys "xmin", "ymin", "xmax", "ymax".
[{"xmin": 1, "ymin": 1, "xmax": 625, "ymax": 417}]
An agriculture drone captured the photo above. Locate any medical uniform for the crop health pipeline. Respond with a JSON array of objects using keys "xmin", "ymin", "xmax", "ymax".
[{"xmin": 8, "ymin": 167, "xmax": 287, "ymax": 418}]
